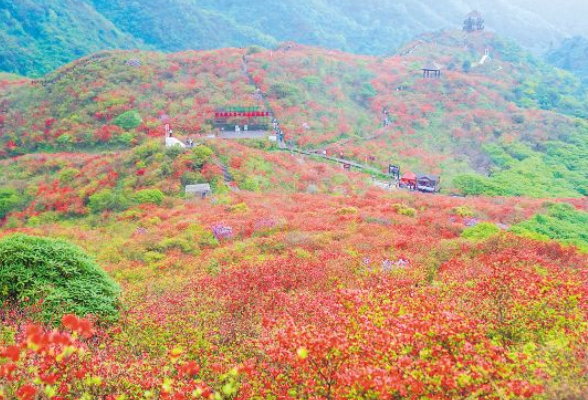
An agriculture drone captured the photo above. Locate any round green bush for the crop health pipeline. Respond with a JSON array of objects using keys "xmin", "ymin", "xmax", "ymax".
[
  {"xmin": 113, "ymin": 110, "xmax": 142, "ymax": 131},
  {"xmin": 0, "ymin": 234, "xmax": 120, "ymax": 322},
  {"xmin": 133, "ymin": 188, "xmax": 165, "ymax": 205}
]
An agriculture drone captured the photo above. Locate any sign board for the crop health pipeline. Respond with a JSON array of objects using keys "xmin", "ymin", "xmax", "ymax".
[
  {"xmin": 214, "ymin": 111, "xmax": 270, "ymax": 118},
  {"xmin": 389, "ymin": 164, "xmax": 400, "ymax": 178}
]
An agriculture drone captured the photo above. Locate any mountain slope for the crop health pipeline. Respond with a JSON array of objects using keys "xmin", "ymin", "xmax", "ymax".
[
  {"xmin": 547, "ymin": 36, "xmax": 588, "ymax": 85},
  {"xmin": 1, "ymin": 0, "xmax": 586, "ymax": 76},
  {"xmin": 1, "ymin": 31, "xmax": 587, "ymax": 197},
  {"xmin": 0, "ymin": 0, "xmax": 140, "ymax": 76},
  {"xmin": 86, "ymin": 0, "xmax": 277, "ymax": 51}
]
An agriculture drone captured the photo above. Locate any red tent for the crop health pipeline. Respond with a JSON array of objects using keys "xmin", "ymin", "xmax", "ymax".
[{"xmin": 401, "ymin": 172, "xmax": 417, "ymax": 186}]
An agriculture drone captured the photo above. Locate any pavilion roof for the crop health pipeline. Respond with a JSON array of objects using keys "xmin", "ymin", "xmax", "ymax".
[{"xmin": 422, "ymin": 61, "xmax": 443, "ymax": 71}]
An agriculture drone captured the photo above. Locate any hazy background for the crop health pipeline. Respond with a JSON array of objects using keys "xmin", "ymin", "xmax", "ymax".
[{"xmin": 1, "ymin": 0, "xmax": 587, "ymax": 76}]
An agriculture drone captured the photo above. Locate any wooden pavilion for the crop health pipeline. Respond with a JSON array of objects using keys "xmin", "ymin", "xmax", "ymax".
[{"xmin": 422, "ymin": 61, "xmax": 442, "ymax": 78}]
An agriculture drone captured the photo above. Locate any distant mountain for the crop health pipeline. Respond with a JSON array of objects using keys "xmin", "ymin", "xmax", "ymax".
[
  {"xmin": 0, "ymin": 0, "xmax": 586, "ymax": 76},
  {"xmin": 0, "ymin": 0, "xmax": 139, "ymax": 76}
]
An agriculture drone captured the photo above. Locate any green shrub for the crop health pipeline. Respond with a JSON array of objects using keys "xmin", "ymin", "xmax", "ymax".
[
  {"xmin": 88, "ymin": 189, "xmax": 131, "ymax": 213},
  {"xmin": 118, "ymin": 132, "xmax": 135, "ymax": 146},
  {"xmin": 239, "ymin": 176, "xmax": 261, "ymax": 192},
  {"xmin": 511, "ymin": 203, "xmax": 588, "ymax": 252},
  {"xmin": 181, "ymin": 171, "xmax": 207, "ymax": 187},
  {"xmin": 190, "ymin": 145, "xmax": 214, "ymax": 169},
  {"xmin": 453, "ymin": 174, "xmax": 503, "ymax": 196},
  {"xmin": 462, "ymin": 222, "xmax": 501, "ymax": 241},
  {"xmin": 0, "ymin": 234, "xmax": 120, "ymax": 322},
  {"xmin": 392, "ymin": 203, "xmax": 417, "ymax": 217},
  {"xmin": 360, "ymin": 83, "xmax": 377, "ymax": 99},
  {"xmin": 452, "ymin": 206, "xmax": 475, "ymax": 218},
  {"xmin": 113, "ymin": 110, "xmax": 143, "ymax": 130},
  {"xmin": 156, "ymin": 237, "xmax": 198, "ymax": 255},
  {"xmin": 133, "ymin": 189, "xmax": 165, "ymax": 205},
  {"xmin": 0, "ymin": 188, "xmax": 21, "ymax": 219},
  {"xmin": 269, "ymin": 82, "xmax": 300, "ymax": 99},
  {"xmin": 144, "ymin": 251, "xmax": 165, "ymax": 264},
  {"xmin": 59, "ymin": 168, "xmax": 80, "ymax": 183}
]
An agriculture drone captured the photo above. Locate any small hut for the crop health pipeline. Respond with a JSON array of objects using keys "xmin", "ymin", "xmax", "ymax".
[
  {"xmin": 400, "ymin": 172, "xmax": 417, "ymax": 189},
  {"xmin": 185, "ymin": 184, "xmax": 212, "ymax": 199},
  {"xmin": 464, "ymin": 11, "xmax": 484, "ymax": 32},
  {"xmin": 416, "ymin": 175, "xmax": 441, "ymax": 193},
  {"xmin": 422, "ymin": 61, "xmax": 442, "ymax": 78}
]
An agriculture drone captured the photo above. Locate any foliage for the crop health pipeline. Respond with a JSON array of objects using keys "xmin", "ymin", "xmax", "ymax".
[
  {"xmin": 189, "ymin": 145, "xmax": 214, "ymax": 169},
  {"xmin": 0, "ymin": 234, "xmax": 120, "ymax": 321},
  {"xmin": 392, "ymin": 203, "xmax": 417, "ymax": 217},
  {"xmin": 0, "ymin": 189, "xmax": 20, "ymax": 219},
  {"xmin": 461, "ymin": 222, "xmax": 501, "ymax": 240},
  {"xmin": 269, "ymin": 82, "xmax": 300, "ymax": 100},
  {"xmin": 0, "ymin": 0, "xmax": 137, "ymax": 76},
  {"xmin": 88, "ymin": 189, "xmax": 131, "ymax": 213},
  {"xmin": 453, "ymin": 174, "xmax": 500, "ymax": 196},
  {"xmin": 0, "ymin": 182, "xmax": 586, "ymax": 397},
  {"xmin": 0, "ymin": 314, "xmax": 241, "ymax": 400},
  {"xmin": 133, "ymin": 189, "xmax": 165, "ymax": 205},
  {"xmin": 511, "ymin": 203, "xmax": 588, "ymax": 252},
  {"xmin": 547, "ymin": 36, "xmax": 588, "ymax": 86},
  {"xmin": 113, "ymin": 111, "xmax": 142, "ymax": 131},
  {"xmin": 2, "ymin": 16, "xmax": 588, "ymax": 398}
]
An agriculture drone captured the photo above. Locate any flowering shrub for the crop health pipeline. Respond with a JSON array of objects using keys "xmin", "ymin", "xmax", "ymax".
[{"xmin": 0, "ymin": 314, "xmax": 241, "ymax": 400}]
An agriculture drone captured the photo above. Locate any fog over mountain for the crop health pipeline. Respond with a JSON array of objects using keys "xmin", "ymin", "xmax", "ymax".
[{"xmin": 1, "ymin": 0, "xmax": 587, "ymax": 76}]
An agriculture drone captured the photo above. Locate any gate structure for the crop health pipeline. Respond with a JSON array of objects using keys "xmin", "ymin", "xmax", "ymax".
[{"xmin": 213, "ymin": 106, "xmax": 271, "ymax": 132}]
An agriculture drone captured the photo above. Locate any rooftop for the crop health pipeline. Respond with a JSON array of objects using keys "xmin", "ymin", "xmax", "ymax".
[{"xmin": 422, "ymin": 61, "xmax": 443, "ymax": 71}]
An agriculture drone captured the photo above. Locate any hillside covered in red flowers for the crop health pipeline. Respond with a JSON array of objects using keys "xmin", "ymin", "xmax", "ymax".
[
  {"xmin": 1, "ymin": 30, "xmax": 588, "ymax": 400},
  {"xmin": 1, "ymin": 30, "xmax": 587, "ymax": 196}
]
